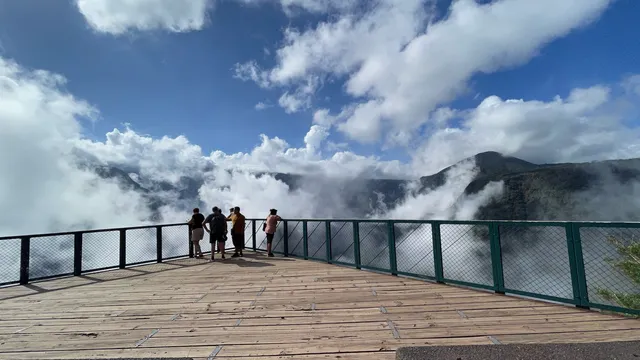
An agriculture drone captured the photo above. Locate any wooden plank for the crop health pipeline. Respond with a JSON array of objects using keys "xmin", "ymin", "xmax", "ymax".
[{"xmin": 0, "ymin": 254, "xmax": 633, "ymax": 359}]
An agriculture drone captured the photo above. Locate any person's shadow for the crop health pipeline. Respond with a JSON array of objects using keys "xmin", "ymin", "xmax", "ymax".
[{"xmin": 231, "ymin": 258, "xmax": 274, "ymax": 268}]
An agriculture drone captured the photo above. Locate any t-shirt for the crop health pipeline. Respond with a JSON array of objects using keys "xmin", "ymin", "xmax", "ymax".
[
  {"xmin": 191, "ymin": 213, "xmax": 205, "ymax": 229},
  {"xmin": 265, "ymin": 215, "xmax": 281, "ymax": 234},
  {"xmin": 227, "ymin": 213, "xmax": 246, "ymax": 234}
]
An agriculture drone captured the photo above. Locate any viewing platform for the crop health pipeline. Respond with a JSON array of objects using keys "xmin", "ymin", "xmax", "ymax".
[{"xmin": 0, "ymin": 218, "xmax": 638, "ymax": 359}]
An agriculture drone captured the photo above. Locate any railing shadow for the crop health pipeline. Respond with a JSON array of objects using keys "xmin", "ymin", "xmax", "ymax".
[{"xmin": 0, "ymin": 252, "xmax": 278, "ymax": 301}]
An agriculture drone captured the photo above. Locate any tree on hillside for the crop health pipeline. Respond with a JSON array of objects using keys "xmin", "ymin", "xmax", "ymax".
[{"xmin": 597, "ymin": 236, "xmax": 640, "ymax": 312}]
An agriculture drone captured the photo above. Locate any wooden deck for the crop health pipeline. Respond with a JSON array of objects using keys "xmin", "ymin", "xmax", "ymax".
[{"xmin": 0, "ymin": 252, "xmax": 638, "ymax": 359}]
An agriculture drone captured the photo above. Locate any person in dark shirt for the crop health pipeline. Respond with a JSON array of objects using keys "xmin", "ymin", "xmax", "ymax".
[
  {"xmin": 204, "ymin": 207, "xmax": 221, "ymax": 254},
  {"xmin": 204, "ymin": 206, "xmax": 227, "ymax": 261},
  {"xmin": 188, "ymin": 208, "xmax": 205, "ymax": 258}
]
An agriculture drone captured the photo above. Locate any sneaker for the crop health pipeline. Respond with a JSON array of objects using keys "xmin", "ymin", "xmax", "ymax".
[{"xmin": 268, "ymin": 253, "xmax": 274, "ymax": 257}]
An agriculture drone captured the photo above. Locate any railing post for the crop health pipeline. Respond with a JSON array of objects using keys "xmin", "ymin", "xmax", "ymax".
[
  {"xmin": 388, "ymin": 221, "xmax": 397, "ymax": 275},
  {"xmin": 303, "ymin": 221, "xmax": 309, "ymax": 260},
  {"xmin": 431, "ymin": 222, "xmax": 444, "ymax": 283},
  {"xmin": 119, "ymin": 229, "xmax": 126, "ymax": 269},
  {"xmin": 188, "ymin": 224, "xmax": 194, "ymax": 258},
  {"xmin": 283, "ymin": 221, "xmax": 289, "ymax": 257},
  {"xmin": 252, "ymin": 220, "xmax": 257, "ymax": 251},
  {"xmin": 74, "ymin": 232, "xmax": 82, "ymax": 276},
  {"xmin": 353, "ymin": 221, "xmax": 361, "ymax": 269},
  {"xmin": 19, "ymin": 236, "xmax": 30, "ymax": 285},
  {"xmin": 325, "ymin": 221, "xmax": 332, "ymax": 263},
  {"xmin": 156, "ymin": 226, "xmax": 163, "ymax": 263},
  {"xmin": 567, "ymin": 223, "xmax": 590, "ymax": 309},
  {"xmin": 489, "ymin": 223, "xmax": 505, "ymax": 294}
]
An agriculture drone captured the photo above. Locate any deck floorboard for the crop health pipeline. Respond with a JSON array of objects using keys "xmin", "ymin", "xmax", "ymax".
[{"xmin": 0, "ymin": 252, "xmax": 637, "ymax": 359}]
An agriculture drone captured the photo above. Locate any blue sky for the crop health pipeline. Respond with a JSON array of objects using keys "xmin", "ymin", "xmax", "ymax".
[{"xmin": 0, "ymin": 0, "xmax": 639, "ymax": 169}]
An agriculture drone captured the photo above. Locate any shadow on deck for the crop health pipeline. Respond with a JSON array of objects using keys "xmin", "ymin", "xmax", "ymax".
[{"xmin": 0, "ymin": 252, "xmax": 638, "ymax": 359}]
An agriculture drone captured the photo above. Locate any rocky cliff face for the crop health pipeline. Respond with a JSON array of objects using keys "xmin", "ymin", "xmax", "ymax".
[{"xmin": 464, "ymin": 158, "xmax": 640, "ymax": 221}]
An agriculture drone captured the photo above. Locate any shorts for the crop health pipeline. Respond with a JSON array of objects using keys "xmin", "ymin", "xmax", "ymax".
[
  {"xmin": 191, "ymin": 228, "xmax": 204, "ymax": 242},
  {"xmin": 266, "ymin": 233, "xmax": 275, "ymax": 244},
  {"xmin": 232, "ymin": 232, "xmax": 245, "ymax": 249},
  {"xmin": 210, "ymin": 232, "xmax": 225, "ymax": 244}
]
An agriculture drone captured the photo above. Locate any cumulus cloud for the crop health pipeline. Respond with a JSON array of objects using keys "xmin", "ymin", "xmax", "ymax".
[
  {"xmin": 412, "ymin": 85, "xmax": 640, "ymax": 174},
  {"xmin": 0, "ymin": 57, "xmax": 161, "ymax": 236},
  {"xmin": 0, "ymin": 55, "xmax": 417, "ymax": 239},
  {"xmin": 75, "ymin": 0, "xmax": 213, "ymax": 35},
  {"xmin": 207, "ymin": 127, "xmax": 412, "ymax": 178},
  {"xmin": 236, "ymin": 0, "xmax": 612, "ymax": 144}
]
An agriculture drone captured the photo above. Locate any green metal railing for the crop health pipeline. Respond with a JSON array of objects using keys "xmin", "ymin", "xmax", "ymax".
[
  {"xmin": 0, "ymin": 219, "xmax": 637, "ymax": 316},
  {"xmin": 243, "ymin": 218, "xmax": 639, "ymax": 316}
]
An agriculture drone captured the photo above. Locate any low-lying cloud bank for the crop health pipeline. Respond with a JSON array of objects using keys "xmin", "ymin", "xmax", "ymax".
[{"xmin": 1, "ymin": 55, "xmax": 639, "ymax": 238}]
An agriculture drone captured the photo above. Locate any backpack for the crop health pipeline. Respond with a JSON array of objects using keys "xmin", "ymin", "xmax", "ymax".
[{"xmin": 211, "ymin": 214, "xmax": 226, "ymax": 233}]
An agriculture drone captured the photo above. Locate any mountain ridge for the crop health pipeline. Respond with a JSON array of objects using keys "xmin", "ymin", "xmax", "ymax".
[{"xmin": 93, "ymin": 151, "xmax": 640, "ymax": 222}]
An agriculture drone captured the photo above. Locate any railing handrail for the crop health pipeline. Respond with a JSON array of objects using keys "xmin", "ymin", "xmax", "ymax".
[
  {"xmin": 1, "ymin": 218, "xmax": 637, "ymax": 316},
  {"xmin": 3, "ymin": 218, "xmax": 639, "ymax": 241}
]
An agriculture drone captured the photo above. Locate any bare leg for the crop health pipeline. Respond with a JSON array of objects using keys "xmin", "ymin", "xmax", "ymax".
[
  {"xmin": 195, "ymin": 241, "xmax": 203, "ymax": 258},
  {"xmin": 219, "ymin": 241, "xmax": 225, "ymax": 259}
]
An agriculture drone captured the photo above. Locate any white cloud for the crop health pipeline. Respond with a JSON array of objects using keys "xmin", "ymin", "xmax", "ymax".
[
  {"xmin": 412, "ymin": 85, "xmax": 640, "ymax": 174},
  {"xmin": 0, "ymin": 57, "xmax": 158, "ymax": 236},
  {"xmin": 75, "ymin": 127, "xmax": 208, "ymax": 184},
  {"xmin": 237, "ymin": 0, "xmax": 360, "ymax": 15},
  {"xmin": 255, "ymin": 101, "xmax": 273, "ymax": 110},
  {"xmin": 0, "ymin": 55, "xmax": 417, "ymax": 237},
  {"xmin": 237, "ymin": 0, "xmax": 612, "ymax": 144},
  {"xmin": 233, "ymin": 61, "xmax": 270, "ymax": 88},
  {"xmin": 623, "ymin": 74, "xmax": 640, "ymax": 97},
  {"xmin": 75, "ymin": 0, "xmax": 213, "ymax": 35},
  {"xmin": 278, "ymin": 92, "xmax": 308, "ymax": 113},
  {"xmin": 326, "ymin": 141, "xmax": 348, "ymax": 152}
]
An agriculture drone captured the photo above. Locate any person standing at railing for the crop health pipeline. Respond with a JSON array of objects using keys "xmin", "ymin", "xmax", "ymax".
[
  {"xmin": 204, "ymin": 206, "xmax": 227, "ymax": 261},
  {"xmin": 188, "ymin": 208, "xmax": 205, "ymax": 259},
  {"xmin": 264, "ymin": 208, "xmax": 281, "ymax": 258},
  {"xmin": 227, "ymin": 206, "xmax": 246, "ymax": 258}
]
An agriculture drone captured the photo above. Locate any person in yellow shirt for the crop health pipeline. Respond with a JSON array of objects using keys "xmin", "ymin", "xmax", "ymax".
[{"xmin": 227, "ymin": 206, "xmax": 246, "ymax": 257}]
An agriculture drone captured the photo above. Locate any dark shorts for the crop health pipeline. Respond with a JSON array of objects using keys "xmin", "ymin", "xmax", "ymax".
[
  {"xmin": 231, "ymin": 232, "xmax": 244, "ymax": 249},
  {"xmin": 210, "ymin": 232, "xmax": 225, "ymax": 244},
  {"xmin": 266, "ymin": 233, "xmax": 275, "ymax": 244}
]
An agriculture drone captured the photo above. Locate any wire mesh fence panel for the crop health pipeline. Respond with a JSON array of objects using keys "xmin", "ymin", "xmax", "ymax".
[
  {"xmin": 255, "ymin": 220, "xmax": 268, "ymax": 250},
  {"xmin": 242, "ymin": 222, "xmax": 253, "ymax": 249},
  {"xmin": 29, "ymin": 234, "xmax": 74, "ymax": 280},
  {"xmin": 440, "ymin": 224, "xmax": 492, "ymax": 287},
  {"xmin": 394, "ymin": 223, "xmax": 435, "ymax": 278},
  {"xmin": 286, "ymin": 221, "xmax": 305, "ymax": 257},
  {"xmin": 272, "ymin": 223, "xmax": 286, "ymax": 254},
  {"xmin": 162, "ymin": 225, "xmax": 189, "ymax": 259},
  {"xmin": 499, "ymin": 225, "xmax": 573, "ymax": 300},
  {"xmin": 0, "ymin": 238, "xmax": 21, "ymax": 284},
  {"xmin": 330, "ymin": 221, "xmax": 355, "ymax": 264},
  {"xmin": 359, "ymin": 222, "xmax": 390, "ymax": 271},
  {"xmin": 126, "ymin": 228, "xmax": 157, "ymax": 265},
  {"xmin": 82, "ymin": 231, "xmax": 119, "ymax": 272},
  {"xmin": 307, "ymin": 221, "xmax": 327, "ymax": 260},
  {"xmin": 579, "ymin": 226, "xmax": 640, "ymax": 310}
]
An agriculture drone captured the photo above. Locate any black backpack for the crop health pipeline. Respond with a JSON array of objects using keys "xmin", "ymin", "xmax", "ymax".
[{"xmin": 211, "ymin": 214, "xmax": 226, "ymax": 233}]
